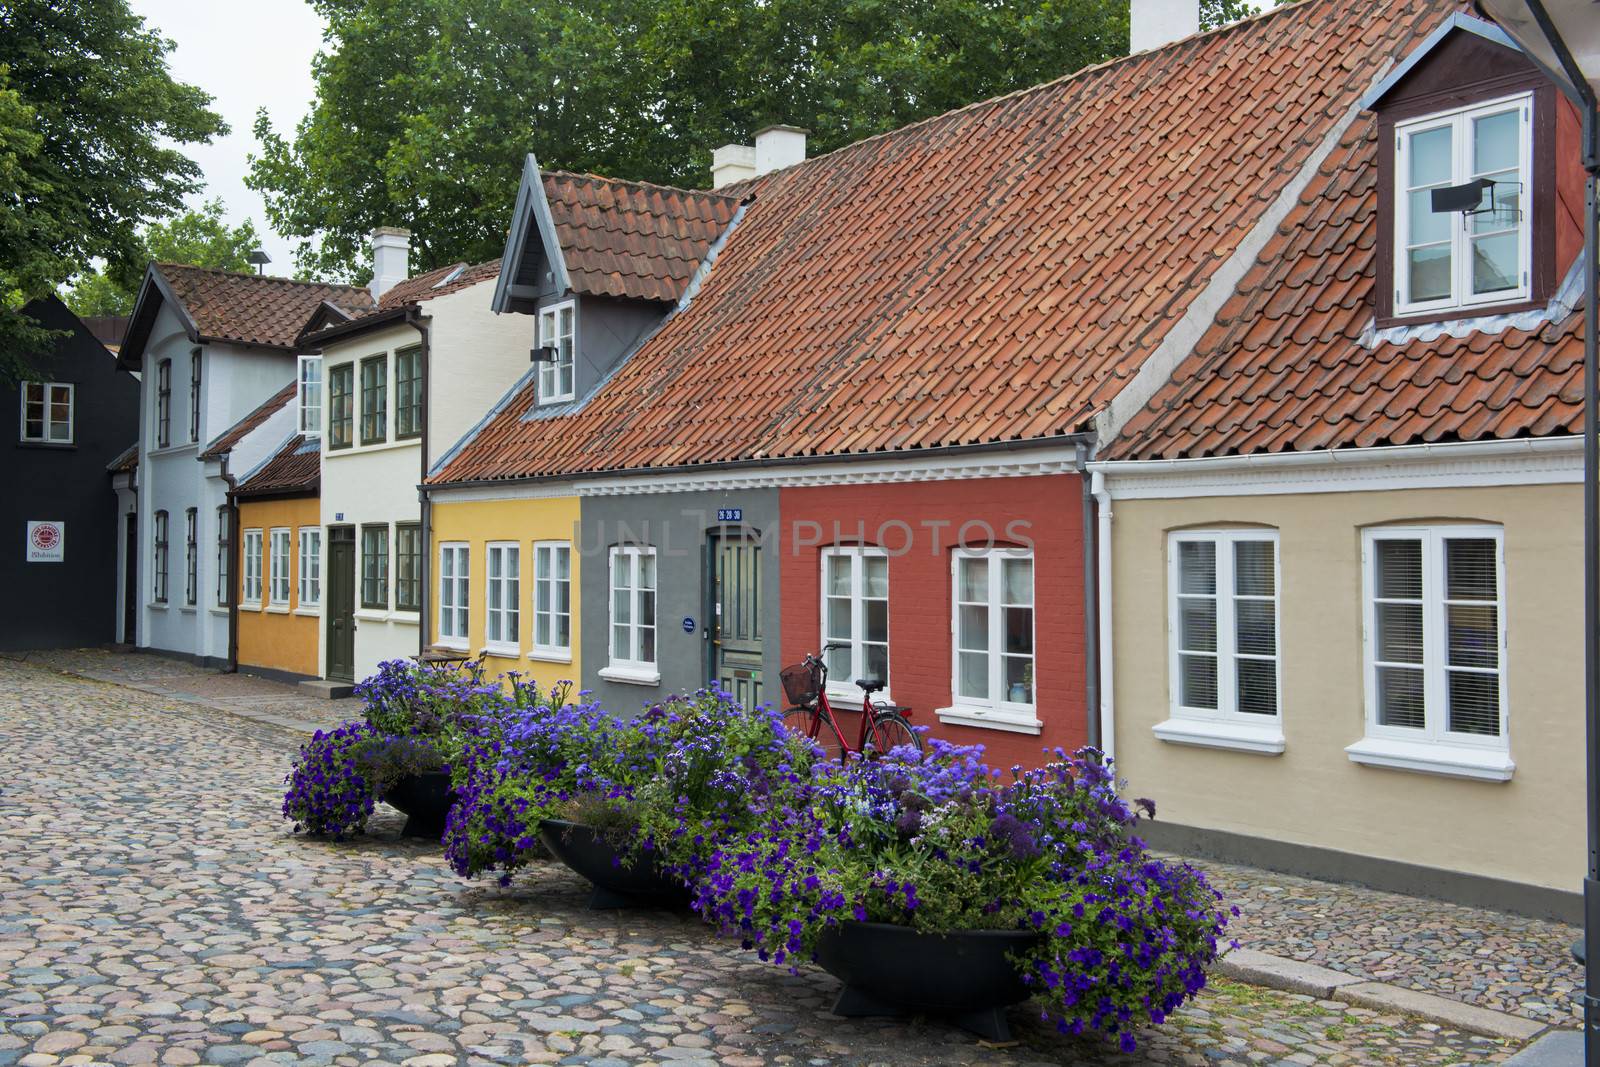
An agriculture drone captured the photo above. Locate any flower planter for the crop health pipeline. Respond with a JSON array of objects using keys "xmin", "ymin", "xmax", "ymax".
[
  {"xmin": 380, "ymin": 771, "xmax": 457, "ymax": 840},
  {"xmin": 813, "ymin": 921, "xmax": 1043, "ymax": 1042},
  {"xmin": 538, "ymin": 818, "xmax": 689, "ymax": 910}
]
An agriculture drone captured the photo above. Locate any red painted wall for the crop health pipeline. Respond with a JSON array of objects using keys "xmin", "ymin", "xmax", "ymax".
[{"xmin": 778, "ymin": 474, "xmax": 1087, "ymax": 770}]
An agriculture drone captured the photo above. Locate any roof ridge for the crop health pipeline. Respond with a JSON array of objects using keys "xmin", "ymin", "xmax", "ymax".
[
  {"xmin": 155, "ymin": 261, "xmax": 370, "ymax": 294},
  {"xmin": 543, "ymin": 169, "xmax": 740, "ymax": 200}
]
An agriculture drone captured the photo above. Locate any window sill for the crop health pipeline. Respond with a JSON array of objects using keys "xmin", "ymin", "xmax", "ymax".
[
  {"xmin": 148, "ymin": 602, "xmax": 169, "ymax": 611},
  {"xmin": 391, "ymin": 611, "xmax": 420, "ymax": 627},
  {"xmin": 240, "ymin": 601, "xmax": 261, "ymax": 611},
  {"xmin": 178, "ymin": 605, "xmax": 198, "ymax": 615},
  {"xmin": 599, "ymin": 664, "xmax": 660, "ymax": 687},
  {"xmin": 328, "ymin": 439, "xmax": 418, "ymax": 458},
  {"xmin": 266, "ymin": 604, "xmax": 291, "ymax": 615},
  {"xmin": 529, "ymin": 648, "xmax": 573, "ymax": 664},
  {"xmin": 294, "ymin": 606, "xmax": 321, "ymax": 618},
  {"xmin": 826, "ymin": 686, "xmax": 895, "ymax": 711},
  {"xmin": 1344, "ymin": 736, "xmax": 1514, "ymax": 782},
  {"xmin": 149, "ymin": 444, "xmax": 198, "ymax": 458},
  {"xmin": 354, "ymin": 609, "xmax": 390, "ymax": 622},
  {"xmin": 434, "ymin": 637, "xmax": 470, "ymax": 652},
  {"xmin": 537, "ymin": 395, "xmax": 576, "ymax": 408},
  {"xmin": 483, "ymin": 641, "xmax": 521, "ymax": 659},
  {"xmin": 1153, "ymin": 717, "xmax": 1285, "ymax": 755},
  {"xmin": 933, "ymin": 704, "xmax": 1042, "ymax": 735},
  {"xmin": 209, "ymin": 606, "xmax": 230, "ymax": 617},
  {"xmin": 16, "ymin": 441, "xmax": 76, "ymax": 451}
]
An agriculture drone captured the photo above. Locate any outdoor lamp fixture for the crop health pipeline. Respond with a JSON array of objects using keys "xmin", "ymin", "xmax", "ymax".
[
  {"xmin": 1473, "ymin": 1, "xmax": 1599, "ymax": 1061},
  {"xmin": 247, "ymin": 250, "xmax": 271, "ymax": 275}
]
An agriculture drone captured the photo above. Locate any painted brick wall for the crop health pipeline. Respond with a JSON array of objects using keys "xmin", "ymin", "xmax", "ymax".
[{"xmin": 778, "ymin": 473, "xmax": 1087, "ymax": 769}]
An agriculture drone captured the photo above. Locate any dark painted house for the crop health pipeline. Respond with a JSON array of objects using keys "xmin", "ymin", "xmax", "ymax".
[{"xmin": 2, "ymin": 296, "xmax": 140, "ymax": 650}]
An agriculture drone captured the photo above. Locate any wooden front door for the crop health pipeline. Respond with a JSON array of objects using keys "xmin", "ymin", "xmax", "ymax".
[
  {"xmin": 710, "ymin": 529, "xmax": 763, "ymax": 710},
  {"xmin": 122, "ymin": 512, "xmax": 137, "ymax": 643},
  {"xmin": 327, "ymin": 526, "xmax": 356, "ymax": 682}
]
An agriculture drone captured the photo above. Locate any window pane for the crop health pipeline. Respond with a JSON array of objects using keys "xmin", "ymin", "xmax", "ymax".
[
  {"xmin": 864, "ymin": 597, "xmax": 888, "ymax": 644},
  {"xmin": 1448, "ymin": 604, "xmax": 1499, "ymax": 669},
  {"xmin": 1237, "ymin": 659, "xmax": 1276, "ymax": 716},
  {"xmin": 555, "ymin": 614, "xmax": 570, "ymax": 649},
  {"xmin": 826, "ymin": 644, "xmax": 853, "ymax": 680},
  {"xmin": 1472, "ymin": 110, "xmax": 1519, "ymax": 175},
  {"xmin": 535, "ymin": 614, "xmax": 550, "ymax": 647},
  {"xmin": 1179, "ymin": 654, "xmax": 1217, "ymax": 709},
  {"xmin": 613, "ymin": 624, "xmax": 630, "ymax": 660},
  {"xmin": 1376, "ymin": 665, "xmax": 1426, "ymax": 729},
  {"xmin": 1178, "ymin": 598, "xmax": 1216, "ymax": 653},
  {"xmin": 1446, "ymin": 538, "xmax": 1497, "ymax": 600},
  {"xmin": 826, "ymin": 597, "xmax": 851, "ymax": 641},
  {"xmin": 1407, "ymin": 246, "xmax": 1452, "ymax": 302},
  {"xmin": 1002, "ymin": 557, "xmax": 1032, "ymax": 604},
  {"xmin": 1376, "ymin": 601, "xmax": 1424, "ymax": 663},
  {"xmin": 826, "ymin": 555, "xmax": 851, "ymax": 596},
  {"xmin": 1003, "ymin": 605, "xmax": 1033, "ymax": 655},
  {"xmin": 554, "ymin": 547, "xmax": 570, "ymax": 579},
  {"xmin": 1408, "ymin": 125, "xmax": 1452, "ymax": 187},
  {"xmin": 1447, "ymin": 671, "xmax": 1500, "ymax": 736},
  {"xmin": 958, "ymin": 557, "xmax": 988, "ymax": 601},
  {"xmin": 1235, "ymin": 599, "xmax": 1275, "ymax": 656},
  {"xmin": 639, "ymin": 552, "xmax": 655, "ymax": 590},
  {"xmin": 957, "ymin": 651, "xmax": 989, "ymax": 700},
  {"xmin": 1234, "ymin": 541, "xmax": 1274, "ymax": 596},
  {"xmin": 864, "ymin": 642, "xmax": 887, "ymax": 682},
  {"xmin": 613, "ymin": 588, "xmax": 631, "ymax": 625},
  {"xmin": 957, "ymin": 604, "xmax": 988, "ymax": 650},
  {"xmin": 640, "ymin": 625, "xmax": 655, "ymax": 664},
  {"xmin": 639, "ymin": 589, "xmax": 655, "ymax": 627},
  {"xmin": 864, "ymin": 555, "xmax": 888, "ymax": 598},
  {"xmin": 1407, "ymin": 189, "xmax": 1451, "ymax": 246},
  {"xmin": 1178, "ymin": 541, "xmax": 1215, "ymax": 595},
  {"xmin": 1470, "ymin": 233, "xmax": 1518, "ymax": 294},
  {"xmin": 1470, "ymin": 169, "xmax": 1521, "ymax": 234},
  {"xmin": 1375, "ymin": 539, "xmax": 1423, "ymax": 599},
  {"xmin": 1003, "ymin": 655, "xmax": 1032, "ymax": 704}
]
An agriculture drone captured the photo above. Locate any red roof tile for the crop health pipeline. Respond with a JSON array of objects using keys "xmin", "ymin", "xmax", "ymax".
[
  {"xmin": 376, "ymin": 259, "xmax": 502, "ymax": 310},
  {"xmin": 435, "ymin": 0, "xmax": 1455, "ymax": 485},
  {"xmin": 237, "ymin": 435, "xmax": 320, "ymax": 497},
  {"xmin": 154, "ymin": 264, "xmax": 373, "ymax": 349},
  {"xmin": 200, "ymin": 382, "xmax": 297, "ymax": 460}
]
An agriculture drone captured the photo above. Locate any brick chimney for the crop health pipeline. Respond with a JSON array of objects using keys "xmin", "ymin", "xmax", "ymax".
[
  {"xmin": 1130, "ymin": 0, "xmax": 1198, "ymax": 53},
  {"xmin": 368, "ymin": 227, "xmax": 411, "ymax": 300},
  {"xmin": 711, "ymin": 125, "xmax": 809, "ymax": 189}
]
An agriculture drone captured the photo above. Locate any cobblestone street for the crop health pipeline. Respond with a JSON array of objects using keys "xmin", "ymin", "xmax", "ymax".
[{"xmin": 0, "ymin": 658, "xmax": 1564, "ymax": 1065}]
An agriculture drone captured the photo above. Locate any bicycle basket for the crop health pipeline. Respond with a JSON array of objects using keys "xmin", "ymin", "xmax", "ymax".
[{"xmin": 780, "ymin": 660, "xmax": 822, "ymax": 707}]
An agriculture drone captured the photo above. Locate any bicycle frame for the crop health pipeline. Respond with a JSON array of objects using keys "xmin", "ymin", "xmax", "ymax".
[{"xmin": 792, "ymin": 645, "xmax": 905, "ymax": 757}]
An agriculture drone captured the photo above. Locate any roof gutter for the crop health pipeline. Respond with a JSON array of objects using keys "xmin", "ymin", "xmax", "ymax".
[
  {"xmin": 221, "ymin": 456, "xmax": 241, "ymax": 676},
  {"xmin": 1089, "ymin": 434, "xmax": 1583, "ymax": 480},
  {"xmin": 407, "ymin": 305, "xmax": 433, "ymax": 658},
  {"xmin": 300, "ymin": 305, "xmax": 412, "ymax": 350}
]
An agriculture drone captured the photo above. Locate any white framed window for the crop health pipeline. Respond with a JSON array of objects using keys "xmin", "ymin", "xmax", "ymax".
[
  {"xmin": 269, "ymin": 527, "xmax": 291, "ymax": 606},
  {"xmin": 215, "ymin": 507, "xmax": 231, "ymax": 608},
  {"xmin": 1347, "ymin": 525, "xmax": 1513, "ymax": 781},
  {"xmin": 19, "ymin": 382, "xmax": 73, "ymax": 443},
  {"xmin": 1393, "ymin": 93, "xmax": 1531, "ymax": 316},
  {"xmin": 153, "ymin": 510, "xmax": 169, "ymax": 603},
  {"xmin": 438, "ymin": 542, "xmax": 470, "ymax": 648},
  {"xmin": 603, "ymin": 545, "xmax": 657, "ymax": 682},
  {"xmin": 242, "ymin": 528, "xmax": 264, "ymax": 606},
  {"xmin": 821, "ymin": 547, "xmax": 889, "ymax": 702},
  {"xmin": 297, "ymin": 355, "xmax": 322, "ymax": 436},
  {"xmin": 1155, "ymin": 531, "xmax": 1283, "ymax": 754},
  {"xmin": 485, "ymin": 542, "xmax": 521, "ymax": 656},
  {"xmin": 184, "ymin": 508, "xmax": 198, "ymax": 606},
  {"xmin": 532, "ymin": 540, "xmax": 572, "ymax": 659},
  {"xmin": 537, "ymin": 300, "xmax": 575, "ymax": 404},
  {"xmin": 298, "ymin": 527, "xmax": 321, "ymax": 607},
  {"xmin": 939, "ymin": 548, "xmax": 1036, "ymax": 732}
]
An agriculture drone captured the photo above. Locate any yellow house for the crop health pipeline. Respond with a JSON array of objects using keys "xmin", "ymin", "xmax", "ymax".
[
  {"xmin": 233, "ymin": 435, "xmax": 322, "ymax": 681},
  {"xmin": 424, "ymin": 490, "xmax": 581, "ymax": 694}
]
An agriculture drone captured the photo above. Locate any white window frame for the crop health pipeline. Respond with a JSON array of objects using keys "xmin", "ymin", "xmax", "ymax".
[
  {"xmin": 485, "ymin": 541, "xmax": 521, "ymax": 657},
  {"xmin": 1155, "ymin": 530, "xmax": 1284, "ymax": 755},
  {"xmin": 602, "ymin": 545, "xmax": 658, "ymax": 684},
  {"xmin": 936, "ymin": 547, "xmax": 1038, "ymax": 734},
  {"xmin": 19, "ymin": 382, "xmax": 74, "ymax": 444},
  {"xmin": 532, "ymin": 540, "xmax": 573, "ymax": 661},
  {"xmin": 242, "ymin": 528, "xmax": 264, "ymax": 607},
  {"xmin": 297, "ymin": 527, "xmax": 321, "ymax": 611},
  {"xmin": 537, "ymin": 299, "xmax": 576, "ymax": 405},
  {"xmin": 437, "ymin": 542, "xmax": 470, "ymax": 649},
  {"xmin": 297, "ymin": 355, "xmax": 322, "ymax": 437},
  {"xmin": 820, "ymin": 547, "xmax": 890, "ymax": 706},
  {"xmin": 268, "ymin": 527, "xmax": 292, "ymax": 608},
  {"xmin": 1393, "ymin": 92, "xmax": 1533, "ymax": 317},
  {"xmin": 1346, "ymin": 525, "xmax": 1513, "ymax": 781}
]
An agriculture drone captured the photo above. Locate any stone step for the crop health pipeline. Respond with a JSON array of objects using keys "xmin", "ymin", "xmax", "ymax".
[{"xmin": 298, "ymin": 679, "xmax": 354, "ymax": 700}]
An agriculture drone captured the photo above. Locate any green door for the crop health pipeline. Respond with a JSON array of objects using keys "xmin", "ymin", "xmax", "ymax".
[
  {"xmin": 711, "ymin": 530, "xmax": 763, "ymax": 710},
  {"xmin": 327, "ymin": 526, "xmax": 356, "ymax": 682}
]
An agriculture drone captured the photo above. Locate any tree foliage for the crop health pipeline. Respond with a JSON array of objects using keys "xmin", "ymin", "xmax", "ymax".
[
  {"xmin": 0, "ymin": 0, "xmax": 224, "ymax": 382},
  {"xmin": 65, "ymin": 199, "xmax": 263, "ymax": 317},
  {"xmin": 249, "ymin": 0, "xmax": 1135, "ymax": 281}
]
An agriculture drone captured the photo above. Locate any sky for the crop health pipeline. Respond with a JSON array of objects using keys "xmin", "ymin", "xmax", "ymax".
[{"xmin": 129, "ymin": 1, "xmax": 328, "ymax": 274}]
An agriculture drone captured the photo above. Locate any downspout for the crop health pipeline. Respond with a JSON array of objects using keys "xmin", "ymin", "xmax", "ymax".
[
  {"xmin": 409, "ymin": 306, "xmax": 432, "ymax": 657},
  {"xmin": 222, "ymin": 458, "xmax": 240, "ymax": 675},
  {"xmin": 1090, "ymin": 470, "xmax": 1115, "ymax": 763},
  {"xmin": 1078, "ymin": 442, "xmax": 1100, "ymax": 752}
]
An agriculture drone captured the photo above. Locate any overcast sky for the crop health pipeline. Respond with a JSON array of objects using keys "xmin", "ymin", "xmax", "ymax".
[{"xmin": 130, "ymin": 1, "xmax": 327, "ymax": 274}]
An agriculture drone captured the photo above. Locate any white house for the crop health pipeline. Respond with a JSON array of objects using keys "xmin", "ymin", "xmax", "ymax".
[{"xmin": 117, "ymin": 264, "xmax": 373, "ymax": 665}]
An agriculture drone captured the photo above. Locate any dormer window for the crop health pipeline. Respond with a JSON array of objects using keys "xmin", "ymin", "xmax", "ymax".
[
  {"xmin": 1394, "ymin": 94, "xmax": 1531, "ymax": 316},
  {"xmin": 297, "ymin": 355, "xmax": 322, "ymax": 436},
  {"xmin": 537, "ymin": 300, "xmax": 575, "ymax": 405}
]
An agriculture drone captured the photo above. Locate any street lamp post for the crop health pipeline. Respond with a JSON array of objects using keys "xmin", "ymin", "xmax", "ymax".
[{"xmin": 1472, "ymin": 2, "xmax": 1599, "ymax": 1061}]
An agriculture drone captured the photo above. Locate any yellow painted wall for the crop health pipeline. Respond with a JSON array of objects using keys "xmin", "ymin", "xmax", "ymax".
[
  {"xmin": 428, "ymin": 494, "xmax": 582, "ymax": 694},
  {"xmin": 236, "ymin": 494, "xmax": 321, "ymax": 678},
  {"xmin": 1110, "ymin": 482, "xmax": 1583, "ymax": 893}
]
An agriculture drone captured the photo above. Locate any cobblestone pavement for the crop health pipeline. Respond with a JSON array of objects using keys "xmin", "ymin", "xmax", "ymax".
[
  {"xmin": 0, "ymin": 661, "xmax": 1542, "ymax": 1066},
  {"xmin": 1199, "ymin": 860, "xmax": 1581, "ymax": 1029}
]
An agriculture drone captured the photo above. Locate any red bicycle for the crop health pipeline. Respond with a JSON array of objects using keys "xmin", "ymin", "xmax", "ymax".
[{"xmin": 781, "ymin": 643, "xmax": 921, "ymax": 759}]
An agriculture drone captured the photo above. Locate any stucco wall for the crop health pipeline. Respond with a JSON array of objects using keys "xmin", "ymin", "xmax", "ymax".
[
  {"xmin": 425, "ymin": 282, "xmax": 539, "ymax": 469},
  {"xmin": 426, "ymin": 494, "xmax": 583, "ymax": 694},
  {"xmin": 1109, "ymin": 482, "xmax": 1583, "ymax": 893},
  {"xmin": 236, "ymin": 494, "xmax": 320, "ymax": 678}
]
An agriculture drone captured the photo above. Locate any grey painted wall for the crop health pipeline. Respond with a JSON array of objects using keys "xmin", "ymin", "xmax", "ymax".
[{"xmin": 579, "ymin": 488, "xmax": 782, "ymax": 716}]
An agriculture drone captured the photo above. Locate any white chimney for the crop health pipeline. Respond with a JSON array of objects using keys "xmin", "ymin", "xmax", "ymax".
[
  {"xmin": 753, "ymin": 125, "xmax": 807, "ymax": 175},
  {"xmin": 1130, "ymin": 0, "xmax": 1199, "ymax": 53},
  {"xmin": 369, "ymin": 227, "xmax": 411, "ymax": 300},
  {"xmin": 711, "ymin": 144, "xmax": 757, "ymax": 189}
]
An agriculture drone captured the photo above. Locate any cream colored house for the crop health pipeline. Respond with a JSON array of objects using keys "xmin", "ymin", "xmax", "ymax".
[{"xmin": 1089, "ymin": 14, "xmax": 1590, "ymax": 920}]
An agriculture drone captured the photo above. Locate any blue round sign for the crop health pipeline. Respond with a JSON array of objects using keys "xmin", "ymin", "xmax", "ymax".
[{"xmin": 682, "ymin": 616, "xmax": 695, "ymax": 634}]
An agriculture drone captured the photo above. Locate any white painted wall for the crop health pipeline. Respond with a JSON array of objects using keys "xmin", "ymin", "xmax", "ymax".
[{"xmin": 426, "ymin": 279, "xmax": 533, "ymax": 469}]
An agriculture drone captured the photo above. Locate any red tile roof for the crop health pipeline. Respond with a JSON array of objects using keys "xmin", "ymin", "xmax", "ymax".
[
  {"xmin": 542, "ymin": 173, "xmax": 741, "ymax": 303},
  {"xmin": 200, "ymin": 382, "xmax": 297, "ymax": 461},
  {"xmin": 154, "ymin": 264, "xmax": 373, "ymax": 349},
  {"xmin": 106, "ymin": 443, "xmax": 138, "ymax": 474},
  {"xmin": 237, "ymin": 434, "xmax": 320, "ymax": 497},
  {"xmin": 376, "ymin": 259, "xmax": 502, "ymax": 310},
  {"xmin": 1105, "ymin": 108, "xmax": 1585, "ymax": 460},
  {"xmin": 434, "ymin": 0, "xmax": 1457, "ymax": 485}
]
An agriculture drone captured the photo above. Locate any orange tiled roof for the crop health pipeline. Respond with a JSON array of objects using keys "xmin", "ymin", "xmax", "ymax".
[
  {"xmin": 200, "ymin": 382, "xmax": 297, "ymax": 461},
  {"xmin": 237, "ymin": 434, "xmax": 319, "ymax": 497},
  {"xmin": 1105, "ymin": 110, "xmax": 1586, "ymax": 460},
  {"xmin": 156, "ymin": 264, "xmax": 373, "ymax": 349},
  {"xmin": 434, "ymin": 0, "xmax": 1457, "ymax": 485},
  {"xmin": 376, "ymin": 259, "xmax": 502, "ymax": 310},
  {"xmin": 542, "ymin": 173, "xmax": 740, "ymax": 303}
]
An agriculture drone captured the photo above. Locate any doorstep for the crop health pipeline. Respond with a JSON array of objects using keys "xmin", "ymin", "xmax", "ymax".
[{"xmin": 299, "ymin": 678, "xmax": 355, "ymax": 700}]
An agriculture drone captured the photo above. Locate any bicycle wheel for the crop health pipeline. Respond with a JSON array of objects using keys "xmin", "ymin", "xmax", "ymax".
[
  {"xmin": 865, "ymin": 713, "xmax": 921, "ymax": 755},
  {"xmin": 783, "ymin": 705, "xmax": 846, "ymax": 761}
]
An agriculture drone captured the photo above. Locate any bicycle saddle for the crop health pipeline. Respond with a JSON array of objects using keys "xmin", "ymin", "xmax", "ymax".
[{"xmin": 855, "ymin": 678, "xmax": 885, "ymax": 695}]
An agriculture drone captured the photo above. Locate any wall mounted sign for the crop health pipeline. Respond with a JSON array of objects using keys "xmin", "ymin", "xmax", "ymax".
[
  {"xmin": 682, "ymin": 616, "xmax": 695, "ymax": 634},
  {"xmin": 26, "ymin": 521, "xmax": 64, "ymax": 563},
  {"xmin": 717, "ymin": 508, "xmax": 742, "ymax": 523}
]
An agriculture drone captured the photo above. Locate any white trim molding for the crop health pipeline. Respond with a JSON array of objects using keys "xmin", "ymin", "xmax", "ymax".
[
  {"xmin": 1091, "ymin": 436, "xmax": 1581, "ymax": 500},
  {"xmin": 1345, "ymin": 736, "xmax": 1515, "ymax": 782},
  {"xmin": 1153, "ymin": 716, "xmax": 1285, "ymax": 755}
]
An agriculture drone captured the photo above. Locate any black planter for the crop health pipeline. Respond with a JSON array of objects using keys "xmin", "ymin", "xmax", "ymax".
[
  {"xmin": 813, "ymin": 921, "xmax": 1043, "ymax": 1042},
  {"xmin": 380, "ymin": 772, "xmax": 457, "ymax": 840},
  {"xmin": 538, "ymin": 818, "xmax": 689, "ymax": 910}
]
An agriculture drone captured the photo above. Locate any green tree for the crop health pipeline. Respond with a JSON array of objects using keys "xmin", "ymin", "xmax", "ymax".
[
  {"xmin": 64, "ymin": 199, "xmax": 264, "ymax": 317},
  {"xmin": 0, "ymin": 0, "xmax": 224, "ymax": 382},
  {"xmin": 1201, "ymin": 0, "xmax": 1262, "ymax": 29},
  {"xmin": 249, "ymin": 0, "xmax": 1131, "ymax": 281}
]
